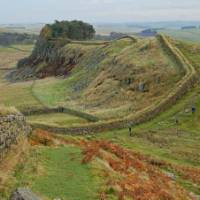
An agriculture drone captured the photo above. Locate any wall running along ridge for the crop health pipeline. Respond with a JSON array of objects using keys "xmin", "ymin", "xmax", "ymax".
[
  {"xmin": 0, "ymin": 113, "xmax": 31, "ymax": 161},
  {"xmin": 31, "ymin": 34, "xmax": 198, "ymax": 134}
]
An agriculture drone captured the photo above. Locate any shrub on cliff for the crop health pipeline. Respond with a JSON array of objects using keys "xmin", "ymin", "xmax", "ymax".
[
  {"xmin": 13, "ymin": 20, "xmax": 95, "ymax": 79},
  {"xmin": 41, "ymin": 20, "xmax": 95, "ymax": 40}
]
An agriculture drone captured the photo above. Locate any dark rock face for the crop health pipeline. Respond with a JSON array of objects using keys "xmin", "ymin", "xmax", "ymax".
[
  {"xmin": 9, "ymin": 20, "xmax": 95, "ymax": 81},
  {"xmin": 9, "ymin": 35, "xmax": 86, "ymax": 81},
  {"xmin": 10, "ymin": 188, "xmax": 42, "ymax": 200}
]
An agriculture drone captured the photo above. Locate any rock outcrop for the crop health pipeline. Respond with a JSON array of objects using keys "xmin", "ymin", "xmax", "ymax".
[{"xmin": 9, "ymin": 20, "xmax": 95, "ymax": 81}]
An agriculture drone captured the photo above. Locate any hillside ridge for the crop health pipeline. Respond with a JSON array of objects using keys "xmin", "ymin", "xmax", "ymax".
[{"xmin": 29, "ymin": 34, "xmax": 198, "ymax": 133}]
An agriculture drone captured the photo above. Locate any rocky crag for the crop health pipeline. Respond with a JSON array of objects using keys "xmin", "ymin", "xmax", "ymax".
[{"xmin": 9, "ymin": 20, "xmax": 96, "ymax": 80}]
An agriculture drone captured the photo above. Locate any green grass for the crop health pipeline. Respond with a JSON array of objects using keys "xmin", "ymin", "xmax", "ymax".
[
  {"xmin": 159, "ymin": 29, "xmax": 200, "ymax": 43},
  {"xmin": 31, "ymin": 38, "xmax": 182, "ymax": 121},
  {"xmin": 15, "ymin": 146, "xmax": 102, "ymax": 200},
  {"xmin": 89, "ymin": 85, "xmax": 200, "ymax": 168},
  {"xmin": 27, "ymin": 112, "xmax": 88, "ymax": 127},
  {"xmin": 0, "ymin": 44, "xmax": 42, "ymax": 112},
  {"xmin": 31, "ymin": 77, "xmax": 70, "ymax": 107},
  {"xmin": 31, "ymin": 39, "xmax": 135, "ymax": 108},
  {"xmin": 175, "ymin": 40, "xmax": 200, "ymax": 73},
  {"xmin": 0, "ymin": 81, "xmax": 43, "ymax": 112},
  {"xmin": 0, "ymin": 105, "xmax": 18, "ymax": 116}
]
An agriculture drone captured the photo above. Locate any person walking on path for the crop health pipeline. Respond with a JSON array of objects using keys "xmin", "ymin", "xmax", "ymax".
[
  {"xmin": 192, "ymin": 106, "xmax": 196, "ymax": 114},
  {"xmin": 175, "ymin": 117, "xmax": 179, "ymax": 136},
  {"xmin": 129, "ymin": 126, "xmax": 133, "ymax": 137}
]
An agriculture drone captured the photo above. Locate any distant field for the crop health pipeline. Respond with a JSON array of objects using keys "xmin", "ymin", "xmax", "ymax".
[
  {"xmin": 0, "ymin": 45, "xmax": 42, "ymax": 111},
  {"xmin": 27, "ymin": 113, "xmax": 89, "ymax": 127},
  {"xmin": 0, "ymin": 45, "xmax": 32, "ymax": 70},
  {"xmin": 0, "ymin": 81, "xmax": 43, "ymax": 111},
  {"xmin": 95, "ymin": 25, "xmax": 143, "ymax": 35},
  {"xmin": 159, "ymin": 28, "xmax": 200, "ymax": 43},
  {"xmin": 0, "ymin": 24, "xmax": 42, "ymax": 35}
]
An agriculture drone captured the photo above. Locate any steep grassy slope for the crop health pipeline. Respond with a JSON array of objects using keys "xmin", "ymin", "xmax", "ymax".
[
  {"xmin": 0, "ymin": 38, "xmax": 199, "ymax": 199},
  {"xmin": 174, "ymin": 40, "xmax": 200, "ymax": 73},
  {"xmin": 26, "ymin": 38, "xmax": 182, "ymax": 122}
]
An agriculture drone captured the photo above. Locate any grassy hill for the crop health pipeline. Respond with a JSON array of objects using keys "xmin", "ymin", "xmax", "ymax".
[
  {"xmin": 0, "ymin": 34, "xmax": 200, "ymax": 199},
  {"xmin": 12, "ymin": 37, "xmax": 183, "ymax": 122}
]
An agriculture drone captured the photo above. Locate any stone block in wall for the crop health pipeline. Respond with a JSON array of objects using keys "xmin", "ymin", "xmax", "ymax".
[
  {"xmin": 0, "ymin": 113, "xmax": 31, "ymax": 161},
  {"xmin": 10, "ymin": 188, "xmax": 42, "ymax": 200}
]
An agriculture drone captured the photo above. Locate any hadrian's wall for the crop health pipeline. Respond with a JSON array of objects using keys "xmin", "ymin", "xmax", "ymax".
[
  {"xmin": 0, "ymin": 113, "xmax": 31, "ymax": 160},
  {"xmin": 30, "ymin": 34, "xmax": 199, "ymax": 134}
]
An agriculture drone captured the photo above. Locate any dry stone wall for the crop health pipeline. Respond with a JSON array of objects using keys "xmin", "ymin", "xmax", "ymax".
[
  {"xmin": 10, "ymin": 188, "xmax": 42, "ymax": 200},
  {"xmin": 0, "ymin": 113, "xmax": 31, "ymax": 160}
]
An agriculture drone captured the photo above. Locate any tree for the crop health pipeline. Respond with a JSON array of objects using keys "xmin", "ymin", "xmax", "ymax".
[{"xmin": 40, "ymin": 20, "xmax": 95, "ymax": 40}]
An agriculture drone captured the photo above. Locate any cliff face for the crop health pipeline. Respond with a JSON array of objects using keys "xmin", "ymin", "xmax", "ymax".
[
  {"xmin": 10, "ymin": 39, "xmax": 87, "ymax": 80},
  {"xmin": 9, "ymin": 20, "xmax": 95, "ymax": 81},
  {"xmin": 0, "ymin": 112, "xmax": 31, "ymax": 160}
]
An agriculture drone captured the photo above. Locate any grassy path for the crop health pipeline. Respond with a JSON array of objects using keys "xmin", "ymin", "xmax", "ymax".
[{"xmin": 19, "ymin": 130, "xmax": 199, "ymax": 199}]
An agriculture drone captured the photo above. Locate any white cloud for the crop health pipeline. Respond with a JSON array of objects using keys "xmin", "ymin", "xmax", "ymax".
[{"xmin": 0, "ymin": 0, "xmax": 200, "ymax": 23}]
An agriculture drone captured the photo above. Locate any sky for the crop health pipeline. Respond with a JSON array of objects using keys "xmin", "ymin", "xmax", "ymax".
[{"xmin": 0, "ymin": 0, "xmax": 200, "ymax": 24}]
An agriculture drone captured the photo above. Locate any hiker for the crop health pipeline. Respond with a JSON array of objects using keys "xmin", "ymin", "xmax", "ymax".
[
  {"xmin": 175, "ymin": 118, "xmax": 179, "ymax": 125},
  {"xmin": 175, "ymin": 117, "xmax": 179, "ymax": 136},
  {"xmin": 129, "ymin": 126, "xmax": 133, "ymax": 137},
  {"xmin": 59, "ymin": 107, "xmax": 64, "ymax": 113},
  {"xmin": 192, "ymin": 106, "xmax": 196, "ymax": 114}
]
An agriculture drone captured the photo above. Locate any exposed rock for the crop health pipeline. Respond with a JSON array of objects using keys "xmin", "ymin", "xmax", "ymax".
[
  {"xmin": 138, "ymin": 82, "xmax": 149, "ymax": 92},
  {"xmin": 9, "ymin": 20, "xmax": 95, "ymax": 81},
  {"xmin": 10, "ymin": 188, "xmax": 42, "ymax": 200},
  {"xmin": 0, "ymin": 113, "xmax": 31, "ymax": 161},
  {"xmin": 164, "ymin": 172, "xmax": 176, "ymax": 180}
]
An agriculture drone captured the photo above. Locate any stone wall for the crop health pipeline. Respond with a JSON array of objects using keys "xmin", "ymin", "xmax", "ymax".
[
  {"xmin": 30, "ymin": 34, "xmax": 198, "ymax": 134},
  {"xmin": 22, "ymin": 106, "xmax": 99, "ymax": 122},
  {"xmin": 10, "ymin": 188, "xmax": 42, "ymax": 200},
  {"xmin": 0, "ymin": 113, "xmax": 31, "ymax": 160}
]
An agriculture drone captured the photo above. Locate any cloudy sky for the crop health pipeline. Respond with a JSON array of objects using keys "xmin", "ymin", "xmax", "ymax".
[{"xmin": 0, "ymin": 0, "xmax": 200, "ymax": 23}]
